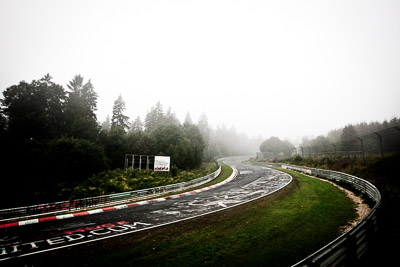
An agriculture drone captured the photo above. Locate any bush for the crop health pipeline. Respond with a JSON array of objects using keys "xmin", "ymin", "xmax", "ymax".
[{"xmin": 67, "ymin": 163, "xmax": 218, "ymax": 199}]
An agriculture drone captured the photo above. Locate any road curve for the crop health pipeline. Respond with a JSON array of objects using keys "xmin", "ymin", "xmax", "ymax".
[{"xmin": 0, "ymin": 157, "xmax": 291, "ymax": 262}]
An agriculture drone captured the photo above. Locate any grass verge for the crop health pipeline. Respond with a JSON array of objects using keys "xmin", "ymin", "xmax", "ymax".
[
  {"xmin": 17, "ymin": 168, "xmax": 357, "ymax": 267},
  {"xmin": 268, "ymin": 153, "xmax": 400, "ymax": 265},
  {"xmin": 181, "ymin": 160, "xmax": 233, "ymax": 191}
]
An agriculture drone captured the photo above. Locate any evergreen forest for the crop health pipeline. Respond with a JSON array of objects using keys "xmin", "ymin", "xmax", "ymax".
[{"xmin": 0, "ymin": 74, "xmax": 260, "ymax": 206}]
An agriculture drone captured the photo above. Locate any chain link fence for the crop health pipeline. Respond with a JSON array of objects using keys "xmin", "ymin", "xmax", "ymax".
[
  {"xmin": 298, "ymin": 126, "xmax": 400, "ymax": 158},
  {"xmin": 257, "ymin": 126, "xmax": 400, "ymax": 159}
]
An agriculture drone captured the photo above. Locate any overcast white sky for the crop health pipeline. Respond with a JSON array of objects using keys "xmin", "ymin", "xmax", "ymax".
[{"xmin": 1, "ymin": 0, "xmax": 399, "ymax": 143}]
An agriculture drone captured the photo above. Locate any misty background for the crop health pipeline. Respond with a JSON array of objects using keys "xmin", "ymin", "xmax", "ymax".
[{"xmin": 1, "ymin": 0, "xmax": 399, "ymax": 146}]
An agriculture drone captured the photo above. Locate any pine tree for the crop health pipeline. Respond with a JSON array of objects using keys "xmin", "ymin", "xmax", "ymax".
[
  {"xmin": 197, "ymin": 113, "xmax": 212, "ymax": 161},
  {"xmin": 101, "ymin": 115, "xmax": 111, "ymax": 131},
  {"xmin": 111, "ymin": 94, "xmax": 130, "ymax": 132},
  {"xmin": 82, "ymin": 79, "xmax": 98, "ymax": 120},
  {"xmin": 184, "ymin": 111, "xmax": 193, "ymax": 125},
  {"xmin": 66, "ymin": 75, "xmax": 97, "ymax": 120},
  {"xmin": 130, "ymin": 116, "xmax": 144, "ymax": 132},
  {"xmin": 144, "ymin": 101, "xmax": 165, "ymax": 132},
  {"xmin": 165, "ymin": 107, "xmax": 180, "ymax": 125},
  {"xmin": 65, "ymin": 74, "xmax": 99, "ymax": 140}
]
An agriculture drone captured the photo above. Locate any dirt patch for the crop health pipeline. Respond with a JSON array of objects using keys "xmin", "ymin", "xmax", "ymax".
[{"xmin": 310, "ymin": 176, "xmax": 371, "ymax": 234}]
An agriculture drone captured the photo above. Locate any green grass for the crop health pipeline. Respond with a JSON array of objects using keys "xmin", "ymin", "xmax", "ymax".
[
  {"xmin": 20, "ymin": 167, "xmax": 357, "ymax": 267},
  {"xmin": 271, "ymin": 154, "xmax": 400, "ymax": 265}
]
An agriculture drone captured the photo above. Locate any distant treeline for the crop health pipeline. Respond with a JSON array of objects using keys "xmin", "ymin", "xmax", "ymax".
[
  {"xmin": 0, "ymin": 74, "xmax": 259, "ymax": 204},
  {"xmin": 258, "ymin": 118, "xmax": 400, "ymax": 158},
  {"xmin": 300, "ymin": 118, "xmax": 400, "ymax": 152}
]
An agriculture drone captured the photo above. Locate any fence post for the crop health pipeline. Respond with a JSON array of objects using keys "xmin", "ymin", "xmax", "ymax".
[
  {"xmin": 124, "ymin": 154, "xmax": 129, "ymax": 171},
  {"xmin": 357, "ymin": 137, "xmax": 365, "ymax": 160},
  {"xmin": 146, "ymin": 155, "xmax": 150, "ymax": 174},
  {"xmin": 374, "ymin": 132, "xmax": 384, "ymax": 158},
  {"xmin": 332, "ymin": 143, "xmax": 336, "ymax": 158},
  {"xmin": 347, "ymin": 140, "xmax": 350, "ymax": 158}
]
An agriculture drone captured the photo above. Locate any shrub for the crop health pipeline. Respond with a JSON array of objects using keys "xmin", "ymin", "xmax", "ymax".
[{"xmin": 66, "ymin": 162, "xmax": 218, "ymax": 199}]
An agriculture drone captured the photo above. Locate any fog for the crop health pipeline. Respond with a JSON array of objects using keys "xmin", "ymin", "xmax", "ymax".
[{"xmin": 1, "ymin": 0, "xmax": 399, "ymax": 144}]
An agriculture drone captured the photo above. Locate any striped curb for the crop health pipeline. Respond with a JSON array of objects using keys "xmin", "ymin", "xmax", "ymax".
[{"xmin": 0, "ymin": 168, "xmax": 238, "ymax": 229}]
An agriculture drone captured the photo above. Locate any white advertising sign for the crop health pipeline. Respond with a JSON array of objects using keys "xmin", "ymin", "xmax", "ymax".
[{"xmin": 154, "ymin": 156, "xmax": 170, "ymax": 172}]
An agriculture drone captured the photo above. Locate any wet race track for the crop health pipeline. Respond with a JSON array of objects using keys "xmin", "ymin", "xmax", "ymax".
[{"xmin": 0, "ymin": 157, "xmax": 292, "ymax": 262}]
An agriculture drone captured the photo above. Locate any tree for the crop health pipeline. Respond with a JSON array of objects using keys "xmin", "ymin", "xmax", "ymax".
[
  {"xmin": 389, "ymin": 116, "xmax": 400, "ymax": 127},
  {"xmin": 98, "ymin": 127, "xmax": 128, "ymax": 169},
  {"xmin": 327, "ymin": 129, "xmax": 342, "ymax": 143},
  {"xmin": 184, "ymin": 112, "xmax": 193, "ymax": 125},
  {"xmin": 0, "ymin": 108, "xmax": 6, "ymax": 135},
  {"xmin": 151, "ymin": 124, "xmax": 184, "ymax": 156},
  {"xmin": 150, "ymin": 123, "xmax": 205, "ymax": 169},
  {"xmin": 197, "ymin": 113, "xmax": 210, "ymax": 139},
  {"xmin": 101, "ymin": 115, "xmax": 111, "ymax": 131},
  {"xmin": 259, "ymin": 137, "xmax": 294, "ymax": 158},
  {"xmin": 81, "ymin": 79, "xmax": 98, "ymax": 119},
  {"xmin": 340, "ymin": 124, "xmax": 358, "ymax": 153},
  {"xmin": 182, "ymin": 123, "xmax": 205, "ymax": 168},
  {"xmin": 198, "ymin": 113, "xmax": 212, "ymax": 161},
  {"xmin": 45, "ymin": 137, "xmax": 108, "ymax": 184},
  {"xmin": 65, "ymin": 75, "xmax": 99, "ymax": 140},
  {"xmin": 111, "ymin": 94, "xmax": 130, "ymax": 132},
  {"xmin": 144, "ymin": 101, "xmax": 165, "ymax": 132},
  {"xmin": 130, "ymin": 116, "xmax": 144, "ymax": 132},
  {"xmin": 67, "ymin": 75, "xmax": 97, "ymax": 120},
  {"xmin": 164, "ymin": 107, "xmax": 180, "ymax": 125},
  {"xmin": 1, "ymin": 74, "xmax": 66, "ymax": 140},
  {"xmin": 310, "ymin": 135, "xmax": 331, "ymax": 154}
]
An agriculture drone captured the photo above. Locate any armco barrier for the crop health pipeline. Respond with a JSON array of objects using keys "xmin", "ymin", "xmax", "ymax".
[
  {"xmin": 261, "ymin": 162, "xmax": 381, "ymax": 267},
  {"xmin": 0, "ymin": 162, "xmax": 222, "ymax": 222}
]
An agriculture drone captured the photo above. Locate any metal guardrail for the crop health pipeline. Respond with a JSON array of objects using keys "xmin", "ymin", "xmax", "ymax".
[
  {"xmin": 261, "ymin": 162, "xmax": 381, "ymax": 267},
  {"xmin": 0, "ymin": 162, "xmax": 222, "ymax": 222}
]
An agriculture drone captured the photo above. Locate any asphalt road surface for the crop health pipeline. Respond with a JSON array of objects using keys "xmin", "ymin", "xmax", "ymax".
[{"xmin": 0, "ymin": 156, "xmax": 292, "ymax": 262}]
